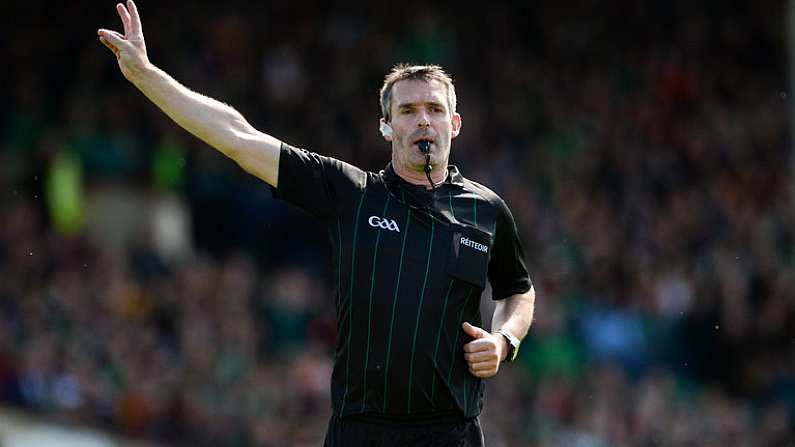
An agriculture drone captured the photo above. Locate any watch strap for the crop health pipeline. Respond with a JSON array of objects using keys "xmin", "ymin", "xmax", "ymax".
[{"xmin": 496, "ymin": 329, "xmax": 520, "ymax": 362}]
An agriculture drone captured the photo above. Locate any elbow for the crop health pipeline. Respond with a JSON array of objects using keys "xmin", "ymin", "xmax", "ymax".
[
  {"xmin": 221, "ymin": 128, "xmax": 247, "ymax": 161},
  {"xmin": 222, "ymin": 117, "xmax": 257, "ymax": 161}
]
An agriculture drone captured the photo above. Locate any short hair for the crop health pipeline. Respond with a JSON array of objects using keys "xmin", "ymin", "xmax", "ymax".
[{"xmin": 379, "ymin": 64, "xmax": 457, "ymax": 123}]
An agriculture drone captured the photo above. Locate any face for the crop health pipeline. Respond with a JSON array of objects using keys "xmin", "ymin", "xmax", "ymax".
[{"xmin": 383, "ymin": 79, "xmax": 462, "ymax": 174}]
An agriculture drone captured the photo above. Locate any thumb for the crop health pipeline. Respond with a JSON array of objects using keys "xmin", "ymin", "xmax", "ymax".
[
  {"xmin": 97, "ymin": 29, "xmax": 129, "ymax": 50},
  {"xmin": 462, "ymin": 322, "xmax": 487, "ymax": 339}
]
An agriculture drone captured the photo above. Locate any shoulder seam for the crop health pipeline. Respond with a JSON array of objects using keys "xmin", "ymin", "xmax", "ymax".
[{"xmin": 461, "ymin": 178, "xmax": 503, "ymax": 207}]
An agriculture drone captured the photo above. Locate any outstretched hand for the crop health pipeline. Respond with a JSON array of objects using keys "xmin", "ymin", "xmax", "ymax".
[
  {"xmin": 97, "ymin": 0, "xmax": 150, "ymax": 81},
  {"xmin": 462, "ymin": 322, "xmax": 507, "ymax": 378}
]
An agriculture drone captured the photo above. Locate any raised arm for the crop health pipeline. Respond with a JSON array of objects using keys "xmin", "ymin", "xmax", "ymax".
[{"xmin": 97, "ymin": 1, "xmax": 281, "ymax": 186}]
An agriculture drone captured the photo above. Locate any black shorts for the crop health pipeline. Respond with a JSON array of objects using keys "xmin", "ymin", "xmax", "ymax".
[{"xmin": 323, "ymin": 414, "xmax": 485, "ymax": 447}]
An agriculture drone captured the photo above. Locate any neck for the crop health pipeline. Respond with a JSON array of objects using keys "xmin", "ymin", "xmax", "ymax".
[{"xmin": 392, "ymin": 158, "xmax": 448, "ymax": 189}]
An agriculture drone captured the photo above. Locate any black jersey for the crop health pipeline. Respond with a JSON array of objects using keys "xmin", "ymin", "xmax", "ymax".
[{"xmin": 270, "ymin": 143, "xmax": 532, "ymax": 419}]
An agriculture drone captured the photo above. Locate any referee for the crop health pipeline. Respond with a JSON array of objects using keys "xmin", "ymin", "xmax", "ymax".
[{"xmin": 99, "ymin": 2, "xmax": 535, "ymax": 446}]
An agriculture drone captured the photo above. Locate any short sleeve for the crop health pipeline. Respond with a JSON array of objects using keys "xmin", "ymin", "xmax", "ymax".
[
  {"xmin": 488, "ymin": 198, "xmax": 533, "ymax": 300},
  {"xmin": 270, "ymin": 143, "xmax": 366, "ymax": 221}
]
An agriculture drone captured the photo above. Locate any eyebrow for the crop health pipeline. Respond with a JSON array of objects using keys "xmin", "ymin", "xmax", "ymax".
[{"xmin": 396, "ymin": 101, "xmax": 446, "ymax": 110}]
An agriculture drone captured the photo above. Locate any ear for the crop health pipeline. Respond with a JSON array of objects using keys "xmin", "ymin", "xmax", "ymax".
[
  {"xmin": 379, "ymin": 118, "xmax": 393, "ymax": 142},
  {"xmin": 451, "ymin": 113, "xmax": 462, "ymax": 139}
]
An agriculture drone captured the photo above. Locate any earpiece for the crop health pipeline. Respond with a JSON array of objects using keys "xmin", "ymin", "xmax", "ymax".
[{"xmin": 379, "ymin": 120, "xmax": 393, "ymax": 138}]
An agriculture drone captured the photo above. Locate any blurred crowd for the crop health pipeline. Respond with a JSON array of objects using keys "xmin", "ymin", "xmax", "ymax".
[{"xmin": 1, "ymin": 0, "xmax": 794, "ymax": 445}]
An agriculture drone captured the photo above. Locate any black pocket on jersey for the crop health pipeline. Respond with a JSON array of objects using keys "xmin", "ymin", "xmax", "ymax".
[{"xmin": 446, "ymin": 224, "xmax": 492, "ymax": 288}]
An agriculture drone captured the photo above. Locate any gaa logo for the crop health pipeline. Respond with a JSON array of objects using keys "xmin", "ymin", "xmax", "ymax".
[{"xmin": 368, "ymin": 216, "xmax": 400, "ymax": 232}]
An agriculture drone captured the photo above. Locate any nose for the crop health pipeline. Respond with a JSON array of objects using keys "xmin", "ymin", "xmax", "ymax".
[{"xmin": 416, "ymin": 111, "xmax": 430, "ymax": 128}]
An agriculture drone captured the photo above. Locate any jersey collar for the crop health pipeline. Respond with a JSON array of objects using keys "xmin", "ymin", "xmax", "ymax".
[{"xmin": 381, "ymin": 162, "xmax": 465, "ymax": 188}]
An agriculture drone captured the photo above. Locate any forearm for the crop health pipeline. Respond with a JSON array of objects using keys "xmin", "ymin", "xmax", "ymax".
[
  {"xmin": 128, "ymin": 63, "xmax": 281, "ymax": 184},
  {"xmin": 491, "ymin": 287, "xmax": 535, "ymax": 354},
  {"xmin": 98, "ymin": 2, "xmax": 282, "ymax": 186}
]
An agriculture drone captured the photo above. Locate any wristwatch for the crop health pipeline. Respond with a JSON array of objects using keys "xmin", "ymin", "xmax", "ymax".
[{"xmin": 496, "ymin": 329, "xmax": 520, "ymax": 363}]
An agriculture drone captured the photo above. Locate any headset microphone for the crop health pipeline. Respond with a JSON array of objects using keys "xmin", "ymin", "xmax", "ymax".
[{"xmin": 380, "ymin": 121, "xmax": 393, "ymax": 138}]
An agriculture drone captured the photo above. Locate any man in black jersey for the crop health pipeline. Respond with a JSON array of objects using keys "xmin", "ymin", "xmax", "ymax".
[{"xmin": 99, "ymin": 2, "xmax": 535, "ymax": 445}]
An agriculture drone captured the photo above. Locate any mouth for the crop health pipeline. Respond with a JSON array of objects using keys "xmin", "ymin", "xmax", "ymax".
[{"xmin": 413, "ymin": 138, "xmax": 435, "ymax": 149}]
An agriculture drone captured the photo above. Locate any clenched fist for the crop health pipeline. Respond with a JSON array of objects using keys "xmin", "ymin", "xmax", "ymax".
[
  {"xmin": 462, "ymin": 322, "xmax": 508, "ymax": 378},
  {"xmin": 97, "ymin": 0, "xmax": 150, "ymax": 81}
]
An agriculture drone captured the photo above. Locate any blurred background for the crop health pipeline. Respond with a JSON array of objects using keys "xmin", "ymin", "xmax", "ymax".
[{"xmin": 1, "ymin": 0, "xmax": 794, "ymax": 445}]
